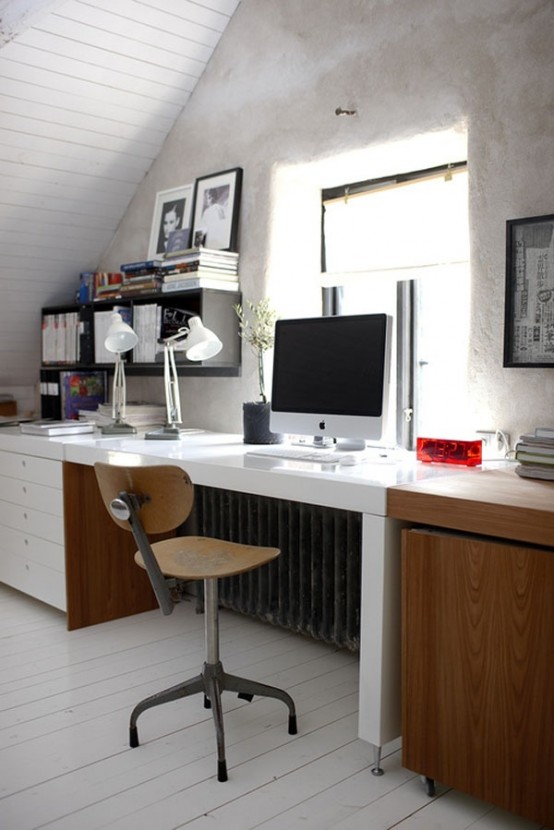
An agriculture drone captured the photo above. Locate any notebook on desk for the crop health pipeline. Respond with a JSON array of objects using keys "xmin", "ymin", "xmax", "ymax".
[{"xmin": 20, "ymin": 420, "xmax": 95, "ymax": 436}]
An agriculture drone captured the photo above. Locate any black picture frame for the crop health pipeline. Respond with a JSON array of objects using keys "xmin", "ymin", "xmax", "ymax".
[
  {"xmin": 503, "ymin": 213, "xmax": 554, "ymax": 367},
  {"xmin": 191, "ymin": 167, "xmax": 242, "ymax": 251}
]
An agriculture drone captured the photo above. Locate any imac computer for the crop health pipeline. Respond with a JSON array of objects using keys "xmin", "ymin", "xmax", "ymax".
[{"xmin": 270, "ymin": 313, "xmax": 392, "ymax": 449}]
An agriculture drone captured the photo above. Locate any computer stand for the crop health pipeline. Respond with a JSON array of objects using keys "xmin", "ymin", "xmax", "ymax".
[{"xmin": 291, "ymin": 435, "xmax": 367, "ymax": 452}]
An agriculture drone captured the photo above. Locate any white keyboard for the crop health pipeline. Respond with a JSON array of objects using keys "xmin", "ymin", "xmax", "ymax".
[{"xmin": 245, "ymin": 446, "xmax": 361, "ymax": 465}]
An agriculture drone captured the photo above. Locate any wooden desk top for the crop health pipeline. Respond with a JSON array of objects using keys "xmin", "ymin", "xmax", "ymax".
[{"xmin": 387, "ymin": 466, "xmax": 554, "ymax": 548}]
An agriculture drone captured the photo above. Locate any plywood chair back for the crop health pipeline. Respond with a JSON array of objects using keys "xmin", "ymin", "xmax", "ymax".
[
  {"xmin": 94, "ymin": 462, "xmax": 194, "ymax": 534},
  {"xmin": 95, "ymin": 462, "xmax": 195, "ymax": 616}
]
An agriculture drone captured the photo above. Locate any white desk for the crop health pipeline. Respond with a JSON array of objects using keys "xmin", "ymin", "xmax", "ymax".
[{"xmin": 0, "ymin": 427, "xmax": 503, "ymax": 771}]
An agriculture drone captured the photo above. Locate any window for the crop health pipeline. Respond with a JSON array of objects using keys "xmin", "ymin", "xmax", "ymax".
[{"xmin": 322, "ymin": 163, "xmax": 469, "ymax": 448}]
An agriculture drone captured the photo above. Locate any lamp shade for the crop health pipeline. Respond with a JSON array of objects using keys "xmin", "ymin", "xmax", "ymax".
[
  {"xmin": 181, "ymin": 316, "xmax": 222, "ymax": 361},
  {"xmin": 104, "ymin": 311, "xmax": 139, "ymax": 354}
]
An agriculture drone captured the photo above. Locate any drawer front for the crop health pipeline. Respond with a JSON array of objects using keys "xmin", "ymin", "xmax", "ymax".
[
  {"xmin": 0, "ymin": 524, "xmax": 64, "ymax": 572},
  {"xmin": 0, "ymin": 478, "xmax": 63, "ymax": 515},
  {"xmin": 0, "ymin": 451, "xmax": 62, "ymax": 488},
  {"xmin": 0, "ymin": 501, "xmax": 63, "ymax": 544},
  {"xmin": 0, "ymin": 548, "xmax": 66, "ymax": 611}
]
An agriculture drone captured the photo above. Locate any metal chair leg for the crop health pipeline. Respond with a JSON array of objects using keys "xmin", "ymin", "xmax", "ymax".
[
  {"xmin": 129, "ymin": 673, "xmax": 204, "ymax": 747},
  {"xmin": 203, "ymin": 662, "xmax": 227, "ymax": 782},
  {"xmin": 223, "ymin": 671, "xmax": 298, "ymax": 734},
  {"xmin": 128, "ymin": 575, "xmax": 297, "ymax": 781}
]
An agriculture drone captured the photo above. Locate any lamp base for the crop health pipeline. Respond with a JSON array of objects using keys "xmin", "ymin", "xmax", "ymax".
[
  {"xmin": 145, "ymin": 425, "xmax": 182, "ymax": 441},
  {"xmin": 100, "ymin": 421, "xmax": 137, "ymax": 435}
]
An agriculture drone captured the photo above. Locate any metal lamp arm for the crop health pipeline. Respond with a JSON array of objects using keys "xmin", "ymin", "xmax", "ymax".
[
  {"xmin": 159, "ymin": 321, "xmax": 194, "ymax": 429},
  {"xmin": 147, "ymin": 313, "xmax": 221, "ymax": 441},
  {"xmin": 161, "ymin": 323, "xmax": 193, "ymax": 347},
  {"xmin": 112, "ymin": 352, "xmax": 127, "ymax": 423},
  {"xmin": 163, "ymin": 341, "xmax": 182, "ymax": 427}
]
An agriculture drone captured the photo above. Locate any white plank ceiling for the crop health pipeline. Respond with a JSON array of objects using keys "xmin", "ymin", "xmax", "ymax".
[{"xmin": 0, "ymin": 0, "xmax": 240, "ymax": 391}]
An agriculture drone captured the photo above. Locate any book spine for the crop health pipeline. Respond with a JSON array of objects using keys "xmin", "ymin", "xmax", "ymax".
[
  {"xmin": 160, "ymin": 261, "xmax": 238, "ymax": 274},
  {"xmin": 122, "ymin": 270, "xmax": 162, "ymax": 280},
  {"xmin": 515, "ymin": 442, "xmax": 554, "ymax": 455},
  {"xmin": 161, "ymin": 278, "xmax": 239, "ymax": 292},
  {"xmin": 39, "ymin": 369, "xmax": 62, "ymax": 420},
  {"xmin": 118, "ymin": 285, "xmax": 162, "ymax": 296},
  {"xmin": 120, "ymin": 260, "xmax": 163, "ymax": 272},
  {"xmin": 535, "ymin": 427, "xmax": 554, "ymax": 438},
  {"xmin": 515, "ymin": 452, "xmax": 554, "ymax": 465},
  {"xmin": 163, "ymin": 268, "xmax": 238, "ymax": 280}
]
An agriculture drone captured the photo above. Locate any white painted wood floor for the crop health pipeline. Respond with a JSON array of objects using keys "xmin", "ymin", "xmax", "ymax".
[{"xmin": 0, "ymin": 583, "xmax": 546, "ymax": 830}]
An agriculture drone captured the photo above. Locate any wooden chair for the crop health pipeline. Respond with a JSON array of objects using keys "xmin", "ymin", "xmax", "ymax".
[{"xmin": 94, "ymin": 462, "xmax": 297, "ymax": 782}]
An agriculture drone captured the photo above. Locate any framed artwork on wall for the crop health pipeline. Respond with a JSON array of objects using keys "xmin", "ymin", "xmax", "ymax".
[
  {"xmin": 504, "ymin": 213, "xmax": 554, "ymax": 367},
  {"xmin": 191, "ymin": 167, "xmax": 243, "ymax": 251},
  {"xmin": 148, "ymin": 184, "xmax": 193, "ymax": 259}
]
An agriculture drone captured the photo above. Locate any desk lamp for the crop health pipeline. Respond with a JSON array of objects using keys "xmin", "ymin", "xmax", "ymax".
[
  {"xmin": 146, "ymin": 315, "xmax": 222, "ymax": 440},
  {"xmin": 101, "ymin": 311, "xmax": 139, "ymax": 435}
]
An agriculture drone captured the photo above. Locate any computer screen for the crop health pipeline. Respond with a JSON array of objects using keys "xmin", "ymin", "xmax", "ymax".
[{"xmin": 270, "ymin": 313, "xmax": 392, "ymax": 445}]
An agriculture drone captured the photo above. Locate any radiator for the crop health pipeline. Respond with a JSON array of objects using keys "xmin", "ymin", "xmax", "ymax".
[{"xmin": 191, "ymin": 485, "xmax": 361, "ymax": 651}]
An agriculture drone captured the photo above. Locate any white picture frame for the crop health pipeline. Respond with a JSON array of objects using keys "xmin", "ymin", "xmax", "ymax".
[{"xmin": 147, "ymin": 184, "xmax": 193, "ymax": 259}]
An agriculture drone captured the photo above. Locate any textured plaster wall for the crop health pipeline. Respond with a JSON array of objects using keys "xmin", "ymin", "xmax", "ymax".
[{"xmin": 101, "ymin": 0, "xmax": 554, "ymax": 440}]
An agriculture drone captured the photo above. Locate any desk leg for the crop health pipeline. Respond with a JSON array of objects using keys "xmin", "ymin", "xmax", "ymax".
[
  {"xmin": 372, "ymin": 745, "xmax": 384, "ymax": 776},
  {"xmin": 358, "ymin": 514, "xmax": 404, "ymax": 769}
]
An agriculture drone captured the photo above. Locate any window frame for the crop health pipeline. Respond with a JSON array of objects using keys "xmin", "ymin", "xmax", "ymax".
[{"xmin": 321, "ymin": 161, "xmax": 467, "ymax": 449}]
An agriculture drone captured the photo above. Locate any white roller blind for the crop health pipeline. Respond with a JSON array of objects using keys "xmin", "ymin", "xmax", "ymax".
[{"xmin": 323, "ymin": 168, "xmax": 469, "ymax": 283}]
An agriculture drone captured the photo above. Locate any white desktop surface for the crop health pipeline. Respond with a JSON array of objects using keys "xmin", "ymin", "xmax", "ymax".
[
  {"xmin": 0, "ymin": 428, "xmax": 502, "ymax": 504},
  {"xmin": 0, "ymin": 426, "xmax": 513, "ymax": 762},
  {"xmin": 54, "ymin": 429, "xmax": 490, "ymax": 516}
]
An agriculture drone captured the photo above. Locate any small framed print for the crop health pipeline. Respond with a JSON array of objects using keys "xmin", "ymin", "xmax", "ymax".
[
  {"xmin": 191, "ymin": 167, "xmax": 242, "ymax": 251},
  {"xmin": 148, "ymin": 184, "xmax": 193, "ymax": 258},
  {"xmin": 60, "ymin": 370, "xmax": 107, "ymax": 420},
  {"xmin": 504, "ymin": 213, "xmax": 554, "ymax": 366}
]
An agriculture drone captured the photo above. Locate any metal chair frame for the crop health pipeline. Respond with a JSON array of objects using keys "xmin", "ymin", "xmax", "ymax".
[{"xmin": 95, "ymin": 464, "xmax": 297, "ymax": 782}]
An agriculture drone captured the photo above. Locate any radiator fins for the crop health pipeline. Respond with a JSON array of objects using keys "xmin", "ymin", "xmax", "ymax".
[{"xmin": 192, "ymin": 486, "xmax": 361, "ymax": 651}]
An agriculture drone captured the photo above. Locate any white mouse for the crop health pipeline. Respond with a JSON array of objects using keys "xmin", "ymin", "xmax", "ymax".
[{"xmin": 339, "ymin": 454, "xmax": 362, "ymax": 466}]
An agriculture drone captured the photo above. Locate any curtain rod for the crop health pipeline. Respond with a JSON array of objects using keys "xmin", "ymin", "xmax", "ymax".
[{"xmin": 322, "ymin": 160, "xmax": 467, "ymax": 205}]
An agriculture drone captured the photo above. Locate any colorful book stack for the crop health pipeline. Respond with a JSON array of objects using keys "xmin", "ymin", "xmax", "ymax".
[
  {"xmin": 160, "ymin": 246, "xmax": 239, "ymax": 293},
  {"xmin": 515, "ymin": 426, "xmax": 554, "ymax": 480},
  {"xmin": 119, "ymin": 260, "xmax": 164, "ymax": 296},
  {"xmin": 93, "ymin": 272, "xmax": 123, "ymax": 300}
]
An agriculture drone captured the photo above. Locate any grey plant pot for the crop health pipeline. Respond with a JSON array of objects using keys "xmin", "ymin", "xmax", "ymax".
[{"xmin": 242, "ymin": 401, "xmax": 283, "ymax": 444}]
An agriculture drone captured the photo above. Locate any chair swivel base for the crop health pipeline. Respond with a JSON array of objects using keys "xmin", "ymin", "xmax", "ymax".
[{"xmin": 128, "ymin": 659, "xmax": 297, "ymax": 782}]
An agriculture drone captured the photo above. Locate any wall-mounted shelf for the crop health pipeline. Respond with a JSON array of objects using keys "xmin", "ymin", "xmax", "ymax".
[{"xmin": 40, "ymin": 287, "xmax": 241, "ymax": 418}]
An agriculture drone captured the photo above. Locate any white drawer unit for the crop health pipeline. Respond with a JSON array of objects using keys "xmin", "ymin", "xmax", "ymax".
[{"xmin": 0, "ymin": 448, "xmax": 66, "ymax": 612}]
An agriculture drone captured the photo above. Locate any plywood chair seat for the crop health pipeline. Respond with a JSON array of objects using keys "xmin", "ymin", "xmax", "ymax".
[
  {"xmin": 135, "ymin": 535, "xmax": 279, "ymax": 581},
  {"xmin": 94, "ymin": 462, "xmax": 297, "ymax": 783}
]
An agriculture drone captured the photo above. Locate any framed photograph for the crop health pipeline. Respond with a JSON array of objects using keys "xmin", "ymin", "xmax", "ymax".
[
  {"xmin": 148, "ymin": 184, "xmax": 193, "ymax": 258},
  {"xmin": 191, "ymin": 167, "xmax": 242, "ymax": 251},
  {"xmin": 504, "ymin": 213, "xmax": 554, "ymax": 367},
  {"xmin": 60, "ymin": 370, "xmax": 107, "ymax": 420}
]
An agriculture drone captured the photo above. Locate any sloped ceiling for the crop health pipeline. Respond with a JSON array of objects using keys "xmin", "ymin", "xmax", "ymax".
[{"xmin": 0, "ymin": 0, "xmax": 240, "ymax": 389}]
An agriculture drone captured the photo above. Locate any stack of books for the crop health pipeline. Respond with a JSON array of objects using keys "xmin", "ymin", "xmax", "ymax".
[
  {"xmin": 20, "ymin": 419, "xmax": 95, "ymax": 436},
  {"xmin": 160, "ymin": 247, "xmax": 239, "ymax": 293},
  {"xmin": 132, "ymin": 303, "xmax": 163, "ymax": 363},
  {"xmin": 79, "ymin": 402, "xmax": 166, "ymax": 429},
  {"xmin": 93, "ymin": 272, "xmax": 123, "ymax": 301},
  {"xmin": 119, "ymin": 260, "xmax": 164, "ymax": 296},
  {"xmin": 515, "ymin": 426, "xmax": 554, "ymax": 480},
  {"xmin": 42, "ymin": 310, "xmax": 81, "ymax": 364}
]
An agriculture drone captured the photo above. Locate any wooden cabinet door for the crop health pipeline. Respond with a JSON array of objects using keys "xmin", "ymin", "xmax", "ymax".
[
  {"xmin": 401, "ymin": 528, "xmax": 554, "ymax": 827},
  {"xmin": 64, "ymin": 462, "xmax": 158, "ymax": 630}
]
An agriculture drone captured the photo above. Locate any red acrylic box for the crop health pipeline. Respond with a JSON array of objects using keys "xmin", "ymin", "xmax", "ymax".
[{"xmin": 416, "ymin": 436, "xmax": 482, "ymax": 466}]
